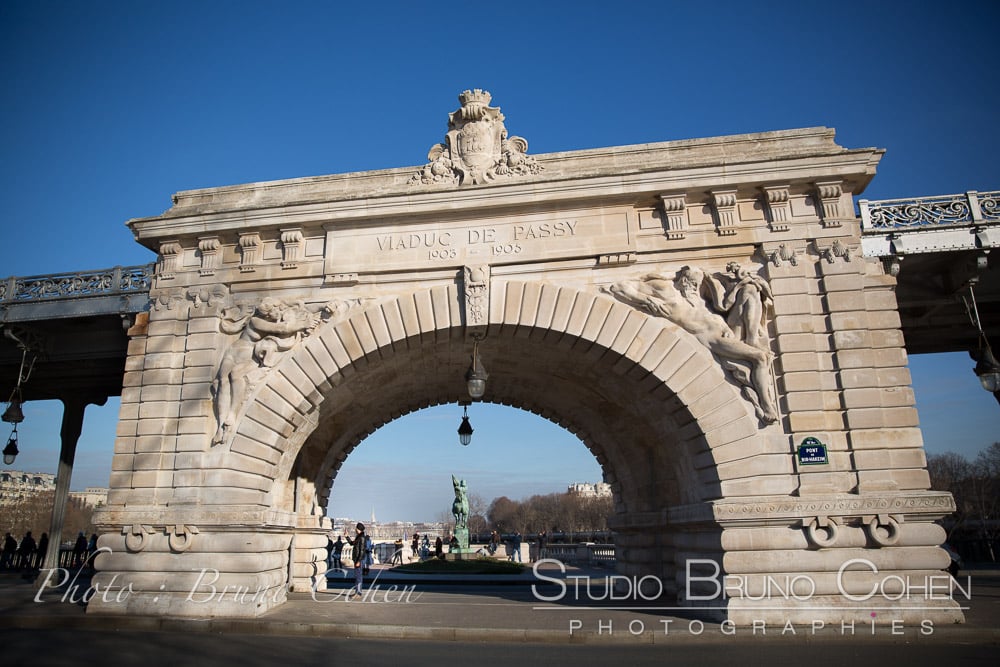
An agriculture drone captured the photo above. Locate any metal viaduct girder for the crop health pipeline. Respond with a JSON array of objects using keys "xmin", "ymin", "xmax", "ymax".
[
  {"xmin": 0, "ymin": 265, "xmax": 152, "ymax": 403},
  {"xmin": 860, "ymin": 190, "xmax": 1000, "ymax": 354}
]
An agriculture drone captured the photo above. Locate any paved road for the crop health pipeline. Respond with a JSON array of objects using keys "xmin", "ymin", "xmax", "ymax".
[
  {"xmin": 1, "ymin": 565, "xmax": 997, "ymax": 665},
  {"xmin": 1, "ymin": 628, "xmax": 997, "ymax": 667}
]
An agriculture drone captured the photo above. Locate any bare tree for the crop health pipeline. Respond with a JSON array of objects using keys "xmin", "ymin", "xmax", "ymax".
[
  {"xmin": 467, "ymin": 492, "xmax": 488, "ymax": 535},
  {"xmin": 927, "ymin": 452, "xmax": 973, "ymax": 540},
  {"xmin": 2, "ymin": 491, "xmax": 95, "ymax": 554},
  {"xmin": 487, "ymin": 496, "xmax": 518, "ymax": 533},
  {"xmin": 971, "ymin": 443, "xmax": 1000, "ymax": 561},
  {"xmin": 927, "ymin": 444, "xmax": 1000, "ymax": 562},
  {"xmin": 487, "ymin": 492, "xmax": 613, "ymax": 536}
]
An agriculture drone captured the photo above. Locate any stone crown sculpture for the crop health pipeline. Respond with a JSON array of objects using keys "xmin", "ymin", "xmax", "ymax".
[{"xmin": 411, "ymin": 89, "xmax": 543, "ymax": 186}]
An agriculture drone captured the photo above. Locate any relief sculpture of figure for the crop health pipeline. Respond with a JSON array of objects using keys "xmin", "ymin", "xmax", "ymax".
[
  {"xmin": 212, "ymin": 297, "xmax": 321, "ymax": 444},
  {"xmin": 605, "ymin": 267, "xmax": 778, "ymax": 423},
  {"xmin": 701, "ymin": 262, "xmax": 773, "ymax": 351}
]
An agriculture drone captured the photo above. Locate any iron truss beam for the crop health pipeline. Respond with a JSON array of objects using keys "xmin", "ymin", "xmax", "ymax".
[{"xmin": 860, "ymin": 190, "xmax": 1000, "ymax": 354}]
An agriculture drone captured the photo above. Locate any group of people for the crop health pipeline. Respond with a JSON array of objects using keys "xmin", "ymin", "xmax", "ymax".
[
  {"xmin": 323, "ymin": 525, "xmax": 552, "ymax": 599},
  {"xmin": 482, "ymin": 530, "xmax": 530, "ymax": 562},
  {"xmin": 325, "ymin": 530, "xmax": 373, "ymax": 573},
  {"xmin": 325, "ymin": 523, "xmax": 374, "ymax": 599},
  {"xmin": 1, "ymin": 530, "xmax": 98, "ymax": 570}
]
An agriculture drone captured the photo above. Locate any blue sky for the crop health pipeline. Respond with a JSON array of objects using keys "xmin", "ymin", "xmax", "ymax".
[{"xmin": 1, "ymin": 1, "xmax": 998, "ymax": 522}]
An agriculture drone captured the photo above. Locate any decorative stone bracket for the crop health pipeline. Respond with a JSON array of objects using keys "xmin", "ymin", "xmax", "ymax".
[
  {"xmin": 762, "ymin": 185, "xmax": 791, "ymax": 232},
  {"xmin": 766, "ymin": 243, "xmax": 800, "ymax": 267},
  {"xmin": 804, "ymin": 515, "xmax": 840, "ymax": 548},
  {"xmin": 279, "ymin": 228, "xmax": 303, "ymax": 269},
  {"xmin": 710, "ymin": 190, "xmax": 740, "ymax": 236},
  {"xmin": 817, "ymin": 238, "xmax": 855, "ymax": 263},
  {"xmin": 863, "ymin": 513, "xmax": 903, "ymax": 547},
  {"xmin": 659, "ymin": 193, "xmax": 688, "ymax": 240},
  {"xmin": 165, "ymin": 524, "xmax": 200, "ymax": 553},
  {"xmin": 157, "ymin": 241, "xmax": 181, "ymax": 281},
  {"xmin": 122, "ymin": 524, "xmax": 156, "ymax": 552},
  {"xmin": 803, "ymin": 513, "xmax": 903, "ymax": 549},
  {"xmin": 122, "ymin": 524, "xmax": 200, "ymax": 553},
  {"xmin": 814, "ymin": 180, "xmax": 844, "ymax": 228},
  {"xmin": 463, "ymin": 265, "xmax": 490, "ymax": 337}
]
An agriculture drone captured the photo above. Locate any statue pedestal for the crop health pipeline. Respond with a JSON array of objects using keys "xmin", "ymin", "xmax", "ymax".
[
  {"xmin": 445, "ymin": 527, "xmax": 474, "ymax": 560},
  {"xmin": 454, "ymin": 527, "xmax": 469, "ymax": 551}
]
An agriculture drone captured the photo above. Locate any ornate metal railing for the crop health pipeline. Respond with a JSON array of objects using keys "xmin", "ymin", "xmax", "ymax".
[
  {"xmin": 533, "ymin": 543, "xmax": 616, "ymax": 566},
  {"xmin": 0, "ymin": 264, "xmax": 154, "ymax": 304},
  {"xmin": 859, "ymin": 190, "xmax": 1000, "ymax": 231}
]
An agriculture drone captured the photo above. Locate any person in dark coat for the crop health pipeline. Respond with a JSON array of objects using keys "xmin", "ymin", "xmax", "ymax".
[
  {"xmin": 17, "ymin": 531, "xmax": 36, "ymax": 570},
  {"xmin": 35, "ymin": 533, "xmax": 48, "ymax": 569},
  {"xmin": 345, "ymin": 523, "xmax": 367, "ymax": 599},
  {"xmin": 73, "ymin": 532, "xmax": 87, "ymax": 568},
  {"xmin": 2, "ymin": 533, "xmax": 17, "ymax": 569}
]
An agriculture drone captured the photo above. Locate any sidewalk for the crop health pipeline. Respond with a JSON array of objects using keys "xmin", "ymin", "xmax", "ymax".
[{"xmin": 1, "ymin": 563, "xmax": 999, "ymax": 645}]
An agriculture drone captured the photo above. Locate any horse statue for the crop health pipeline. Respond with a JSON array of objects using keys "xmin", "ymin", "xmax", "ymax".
[{"xmin": 451, "ymin": 475, "xmax": 469, "ymax": 530}]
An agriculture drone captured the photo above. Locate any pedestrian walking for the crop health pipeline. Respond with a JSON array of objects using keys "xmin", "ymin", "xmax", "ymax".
[
  {"xmin": 510, "ymin": 531, "xmax": 522, "ymax": 563},
  {"xmin": 72, "ymin": 532, "xmax": 87, "ymax": 568},
  {"xmin": 17, "ymin": 531, "xmax": 36, "ymax": 570},
  {"xmin": 1, "ymin": 533, "xmax": 16, "ymax": 569},
  {"xmin": 392, "ymin": 538, "xmax": 403, "ymax": 565},
  {"xmin": 345, "ymin": 523, "xmax": 367, "ymax": 600},
  {"xmin": 35, "ymin": 533, "xmax": 48, "ymax": 569}
]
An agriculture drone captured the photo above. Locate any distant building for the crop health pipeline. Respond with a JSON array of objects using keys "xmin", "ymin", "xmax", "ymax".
[
  {"xmin": 0, "ymin": 470, "xmax": 55, "ymax": 506},
  {"xmin": 568, "ymin": 482, "xmax": 612, "ymax": 498},
  {"xmin": 329, "ymin": 517, "xmax": 446, "ymax": 541},
  {"xmin": 0, "ymin": 472, "xmax": 108, "ymax": 509},
  {"xmin": 69, "ymin": 487, "xmax": 109, "ymax": 508}
]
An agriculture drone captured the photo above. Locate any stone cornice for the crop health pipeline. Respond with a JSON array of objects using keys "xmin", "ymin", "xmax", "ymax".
[
  {"xmin": 606, "ymin": 493, "xmax": 961, "ymax": 531},
  {"xmin": 166, "ymin": 127, "xmax": 848, "ymax": 207},
  {"xmin": 127, "ymin": 127, "xmax": 882, "ymax": 246},
  {"xmin": 93, "ymin": 507, "xmax": 303, "ymax": 529},
  {"xmin": 664, "ymin": 492, "xmax": 957, "ymax": 528}
]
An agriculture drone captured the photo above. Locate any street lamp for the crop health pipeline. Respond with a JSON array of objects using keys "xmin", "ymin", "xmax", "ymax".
[
  {"xmin": 963, "ymin": 284, "xmax": 1000, "ymax": 400},
  {"xmin": 457, "ymin": 402, "xmax": 473, "ymax": 446},
  {"xmin": 973, "ymin": 336, "xmax": 1000, "ymax": 394},
  {"xmin": 465, "ymin": 338, "xmax": 488, "ymax": 400},
  {"xmin": 2, "ymin": 343, "xmax": 34, "ymax": 464},
  {"xmin": 2, "ymin": 428, "xmax": 17, "ymax": 465},
  {"xmin": 1, "ymin": 388, "xmax": 24, "ymax": 425}
]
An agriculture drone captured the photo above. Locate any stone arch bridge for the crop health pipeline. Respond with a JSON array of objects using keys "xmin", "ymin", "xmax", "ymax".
[{"xmin": 4, "ymin": 91, "xmax": 996, "ymax": 625}]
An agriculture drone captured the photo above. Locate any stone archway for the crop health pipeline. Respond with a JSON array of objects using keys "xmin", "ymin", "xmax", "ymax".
[
  {"xmin": 91, "ymin": 92, "xmax": 962, "ymax": 625},
  {"xmin": 258, "ymin": 282, "xmax": 759, "ymax": 594}
]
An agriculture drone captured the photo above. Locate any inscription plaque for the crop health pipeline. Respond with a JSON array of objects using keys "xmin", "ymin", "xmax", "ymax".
[{"xmin": 325, "ymin": 209, "xmax": 633, "ymax": 276}]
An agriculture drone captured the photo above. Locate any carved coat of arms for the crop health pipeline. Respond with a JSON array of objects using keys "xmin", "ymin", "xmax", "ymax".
[{"xmin": 412, "ymin": 89, "xmax": 542, "ymax": 186}]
